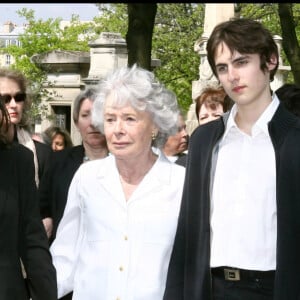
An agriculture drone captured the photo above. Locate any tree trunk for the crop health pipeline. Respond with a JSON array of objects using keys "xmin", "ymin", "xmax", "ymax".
[
  {"xmin": 278, "ymin": 3, "xmax": 300, "ymax": 85},
  {"xmin": 126, "ymin": 4, "xmax": 157, "ymax": 70}
]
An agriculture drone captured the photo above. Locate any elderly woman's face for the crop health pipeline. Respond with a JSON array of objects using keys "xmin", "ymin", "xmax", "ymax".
[
  {"xmin": 0, "ymin": 77, "xmax": 25, "ymax": 125},
  {"xmin": 103, "ymin": 94, "xmax": 156, "ymax": 160}
]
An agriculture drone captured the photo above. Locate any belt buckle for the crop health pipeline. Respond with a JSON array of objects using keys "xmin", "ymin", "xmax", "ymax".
[{"xmin": 224, "ymin": 268, "xmax": 240, "ymax": 281}]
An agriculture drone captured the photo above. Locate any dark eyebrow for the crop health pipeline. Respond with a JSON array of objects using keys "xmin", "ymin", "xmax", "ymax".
[
  {"xmin": 215, "ymin": 63, "xmax": 226, "ymax": 69},
  {"xmin": 232, "ymin": 55, "xmax": 250, "ymax": 64},
  {"xmin": 216, "ymin": 55, "xmax": 251, "ymax": 68}
]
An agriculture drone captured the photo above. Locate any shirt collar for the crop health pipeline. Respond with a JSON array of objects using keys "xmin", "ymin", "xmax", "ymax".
[
  {"xmin": 223, "ymin": 93, "xmax": 280, "ymax": 139},
  {"xmin": 254, "ymin": 93, "xmax": 279, "ymax": 136},
  {"xmin": 222, "ymin": 104, "xmax": 238, "ymax": 140}
]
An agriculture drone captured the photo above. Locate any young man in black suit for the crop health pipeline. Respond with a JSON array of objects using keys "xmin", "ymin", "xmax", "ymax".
[{"xmin": 164, "ymin": 18, "xmax": 300, "ymax": 300}]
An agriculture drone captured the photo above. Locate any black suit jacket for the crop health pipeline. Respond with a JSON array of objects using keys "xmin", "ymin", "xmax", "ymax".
[
  {"xmin": 0, "ymin": 143, "xmax": 57, "ymax": 299},
  {"xmin": 33, "ymin": 140, "xmax": 52, "ymax": 183},
  {"xmin": 39, "ymin": 145, "xmax": 85, "ymax": 240}
]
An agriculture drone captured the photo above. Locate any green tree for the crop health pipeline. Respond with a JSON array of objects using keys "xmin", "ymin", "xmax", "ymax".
[
  {"xmin": 126, "ymin": 3, "xmax": 157, "ymax": 70},
  {"xmin": 94, "ymin": 3, "xmax": 204, "ymax": 113},
  {"xmin": 153, "ymin": 4, "xmax": 204, "ymax": 112},
  {"xmin": 278, "ymin": 3, "xmax": 300, "ymax": 85},
  {"xmin": 237, "ymin": 3, "xmax": 300, "ymax": 84},
  {"xmin": 94, "ymin": 4, "xmax": 128, "ymax": 36}
]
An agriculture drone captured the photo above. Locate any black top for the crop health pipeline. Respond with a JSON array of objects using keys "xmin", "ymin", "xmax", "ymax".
[
  {"xmin": 0, "ymin": 143, "xmax": 57, "ymax": 299},
  {"xmin": 39, "ymin": 145, "xmax": 85, "ymax": 241},
  {"xmin": 13, "ymin": 127, "xmax": 52, "ymax": 184}
]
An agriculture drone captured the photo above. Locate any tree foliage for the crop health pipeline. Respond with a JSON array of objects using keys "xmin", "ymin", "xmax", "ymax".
[
  {"xmin": 94, "ymin": 4, "xmax": 128, "ymax": 36},
  {"xmin": 278, "ymin": 3, "xmax": 300, "ymax": 85},
  {"xmin": 237, "ymin": 3, "xmax": 300, "ymax": 83},
  {"xmin": 153, "ymin": 4, "xmax": 204, "ymax": 112}
]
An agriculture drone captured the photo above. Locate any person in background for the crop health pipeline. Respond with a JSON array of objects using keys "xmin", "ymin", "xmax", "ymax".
[
  {"xmin": 195, "ymin": 85, "xmax": 233, "ymax": 125},
  {"xmin": 0, "ymin": 68, "xmax": 53, "ymax": 240},
  {"xmin": 0, "ymin": 98, "xmax": 57, "ymax": 299},
  {"xmin": 162, "ymin": 110, "xmax": 189, "ymax": 167},
  {"xmin": 39, "ymin": 88, "xmax": 109, "ymax": 300},
  {"xmin": 0, "ymin": 68, "xmax": 52, "ymax": 188},
  {"xmin": 50, "ymin": 64, "xmax": 185, "ymax": 300},
  {"xmin": 164, "ymin": 18, "xmax": 300, "ymax": 300},
  {"xmin": 275, "ymin": 83, "xmax": 300, "ymax": 117},
  {"xmin": 43, "ymin": 125, "xmax": 73, "ymax": 151}
]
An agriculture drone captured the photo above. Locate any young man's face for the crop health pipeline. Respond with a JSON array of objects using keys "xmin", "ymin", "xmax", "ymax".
[{"xmin": 214, "ymin": 42, "xmax": 276, "ymax": 108}]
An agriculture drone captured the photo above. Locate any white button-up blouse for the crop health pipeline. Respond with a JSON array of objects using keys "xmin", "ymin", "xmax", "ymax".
[{"xmin": 50, "ymin": 150, "xmax": 185, "ymax": 300}]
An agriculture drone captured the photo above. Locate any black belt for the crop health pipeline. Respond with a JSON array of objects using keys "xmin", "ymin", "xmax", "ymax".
[{"xmin": 211, "ymin": 267, "xmax": 275, "ymax": 281}]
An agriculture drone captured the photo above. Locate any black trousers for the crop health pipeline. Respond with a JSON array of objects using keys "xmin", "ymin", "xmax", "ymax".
[{"xmin": 212, "ymin": 271, "xmax": 274, "ymax": 300}]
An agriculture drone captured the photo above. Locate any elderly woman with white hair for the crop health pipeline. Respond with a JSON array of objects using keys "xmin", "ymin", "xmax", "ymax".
[{"xmin": 50, "ymin": 64, "xmax": 185, "ymax": 300}]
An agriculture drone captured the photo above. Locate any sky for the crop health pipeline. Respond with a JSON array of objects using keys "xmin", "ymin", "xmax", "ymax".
[{"xmin": 0, "ymin": 3, "xmax": 100, "ymax": 24}]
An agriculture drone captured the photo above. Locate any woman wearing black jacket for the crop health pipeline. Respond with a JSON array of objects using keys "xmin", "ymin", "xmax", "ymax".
[
  {"xmin": 0, "ymin": 68, "xmax": 52, "ymax": 237},
  {"xmin": 0, "ymin": 99, "xmax": 57, "ymax": 299}
]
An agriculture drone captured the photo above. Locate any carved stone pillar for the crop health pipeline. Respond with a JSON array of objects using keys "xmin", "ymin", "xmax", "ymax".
[{"xmin": 187, "ymin": 4, "xmax": 235, "ymax": 135}]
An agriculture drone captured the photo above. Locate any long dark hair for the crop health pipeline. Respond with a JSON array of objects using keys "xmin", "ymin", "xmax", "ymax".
[{"xmin": 0, "ymin": 100, "xmax": 10, "ymax": 146}]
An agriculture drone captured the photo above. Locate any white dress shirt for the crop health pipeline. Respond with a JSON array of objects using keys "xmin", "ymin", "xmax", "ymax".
[
  {"xmin": 210, "ymin": 95, "xmax": 280, "ymax": 271},
  {"xmin": 50, "ymin": 149, "xmax": 185, "ymax": 300}
]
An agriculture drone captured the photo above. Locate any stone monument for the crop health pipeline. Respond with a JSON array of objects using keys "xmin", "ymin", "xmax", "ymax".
[{"xmin": 83, "ymin": 32, "xmax": 128, "ymax": 86}]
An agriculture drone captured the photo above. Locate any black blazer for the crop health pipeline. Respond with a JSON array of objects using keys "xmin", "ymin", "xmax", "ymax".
[
  {"xmin": 39, "ymin": 145, "xmax": 85, "ymax": 241},
  {"xmin": 33, "ymin": 140, "xmax": 52, "ymax": 183},
  {"xmin": 0, "ymin": 143, "xmax": 57, "ymax": 299}
]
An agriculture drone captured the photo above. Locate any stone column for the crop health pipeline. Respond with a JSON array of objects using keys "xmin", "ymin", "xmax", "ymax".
[
  {"xmin": 271, "ymin": 35, "xmax": 291, "ymax": 91},
  {"xmin": 83, "ymin": 32, "xmax": 128, "ymax": 86},
  {"xmin": 187, "ymin": 4, "xmax": 235, "ymax": 135}
]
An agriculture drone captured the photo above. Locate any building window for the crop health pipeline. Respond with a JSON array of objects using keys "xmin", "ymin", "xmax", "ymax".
[
  {"xmin": 5, "ymin": 54, "xmax": 11, "ymax": 66},
  {"xmin": 5, "ymin": 39, "xmax": 11, "ymax": 47}
]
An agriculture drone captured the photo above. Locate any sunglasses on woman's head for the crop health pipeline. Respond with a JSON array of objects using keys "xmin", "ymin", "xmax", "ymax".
[{"xmin": 0, "ymin": 93, "xmax": 26, "ymax": 104}]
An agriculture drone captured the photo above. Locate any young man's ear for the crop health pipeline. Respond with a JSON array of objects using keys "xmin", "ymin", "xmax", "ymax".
[{"xmin": 268, "ymin": 54, "xmax": 278, "ymax": 71}]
